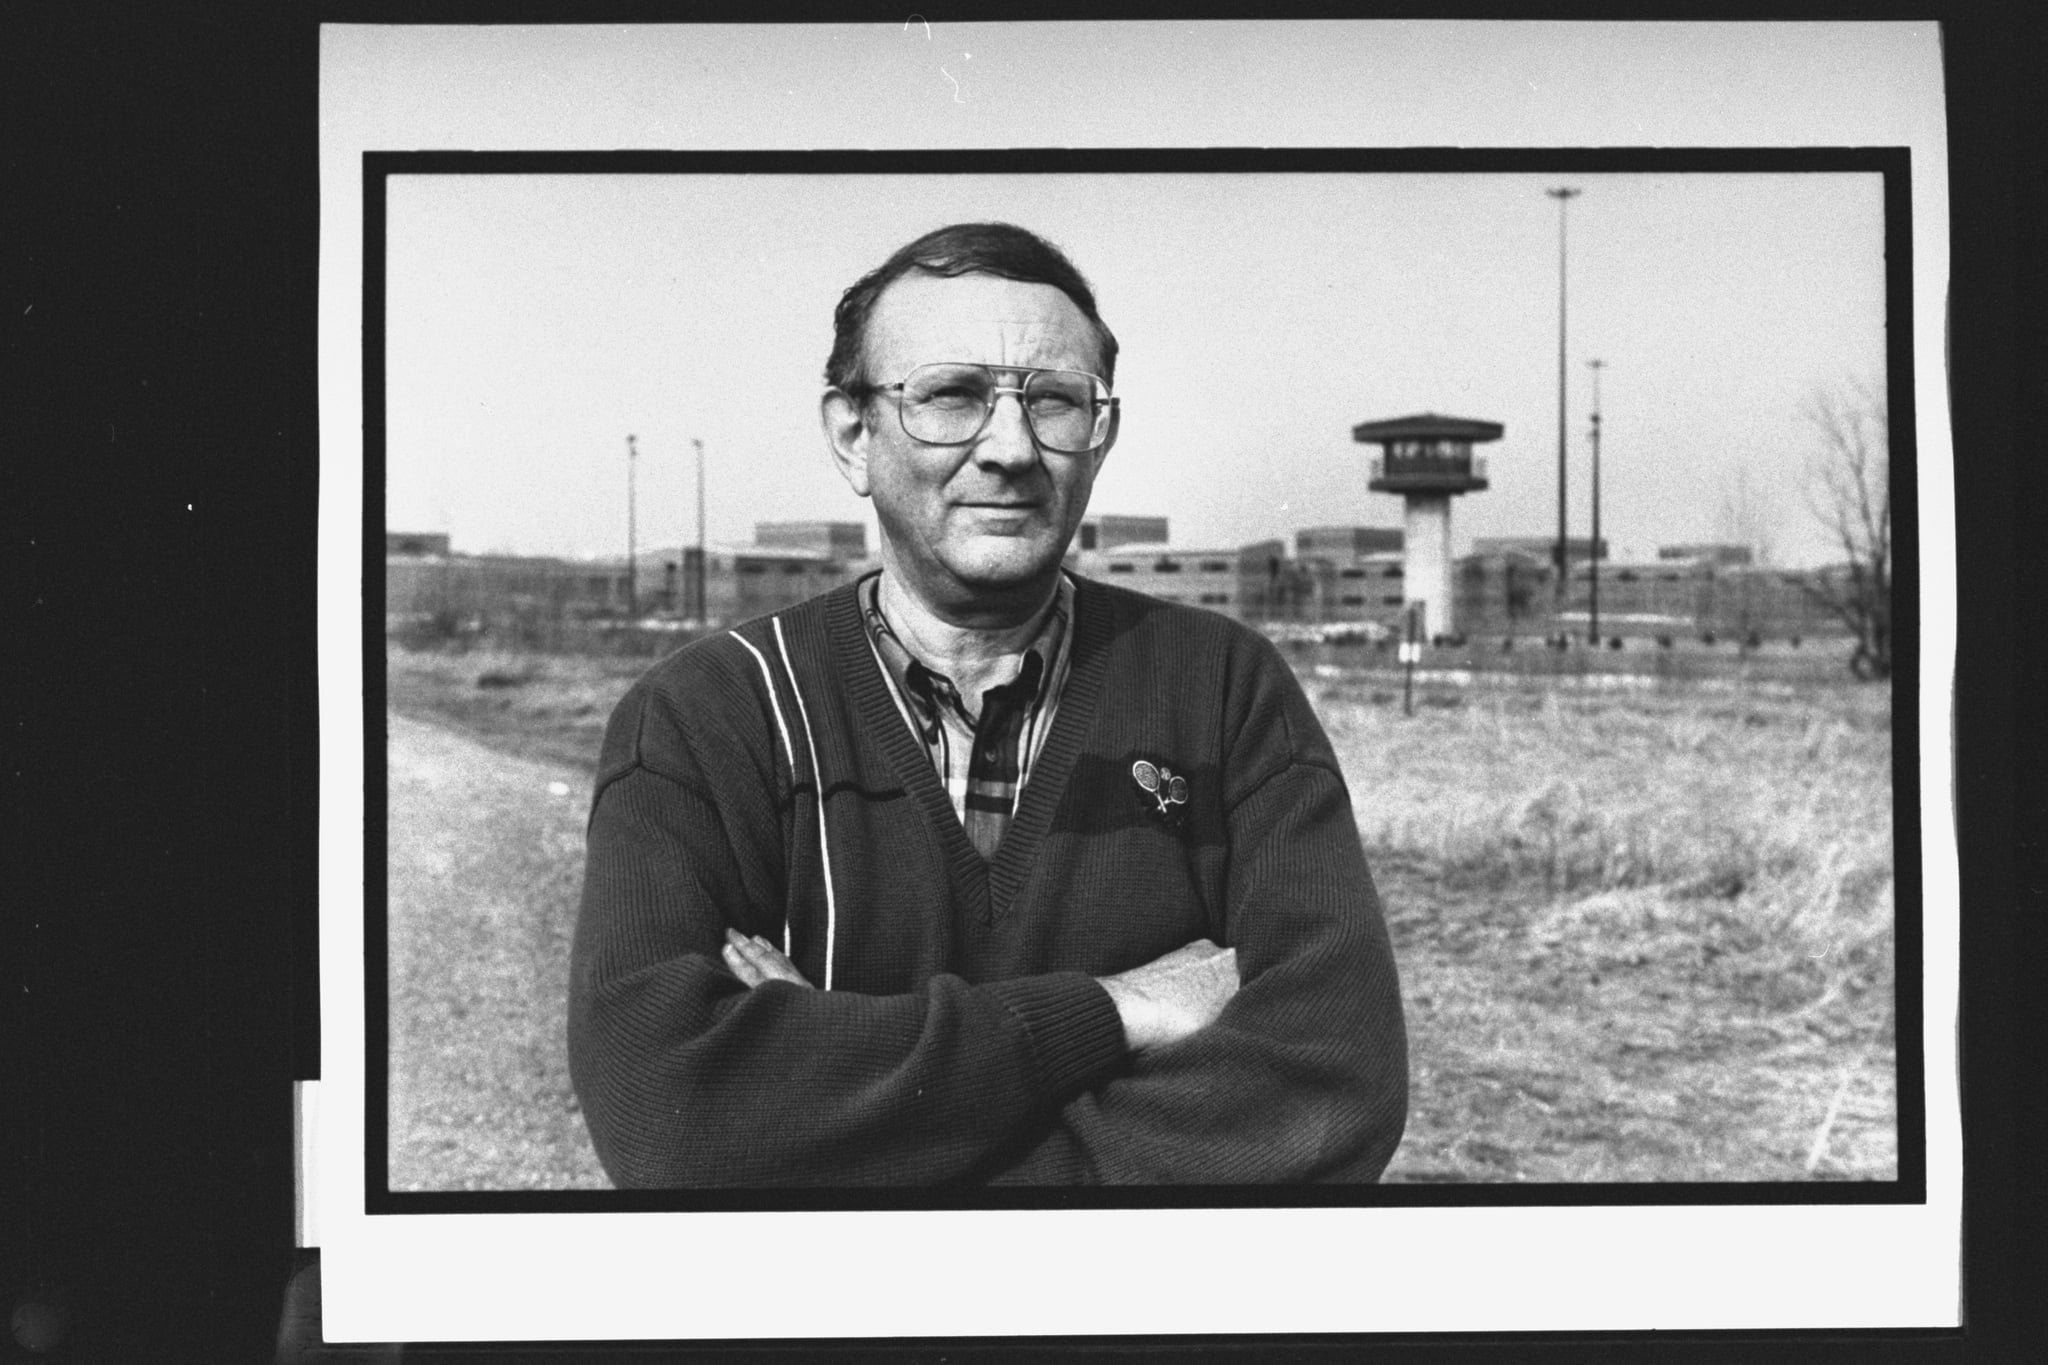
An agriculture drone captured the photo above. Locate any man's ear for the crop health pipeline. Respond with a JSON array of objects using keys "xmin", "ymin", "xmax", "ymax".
[
  {"xmin": 821, "ymin": 388, "xmax": 873, "ymax": 498},
  {"xmin": 1093, "ymin": 401, "xmax": 1120, "ymax": 468}
]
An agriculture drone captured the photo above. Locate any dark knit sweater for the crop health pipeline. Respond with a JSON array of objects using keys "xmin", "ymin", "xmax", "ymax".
[{"xmin": 567, "ymin": 576, "xmax": 1407, "ymax": 1186}]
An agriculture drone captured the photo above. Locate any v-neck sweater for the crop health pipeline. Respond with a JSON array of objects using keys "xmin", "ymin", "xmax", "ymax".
[{"xmin": 568, "ymin": 576, "xmax": 1408, "ymax": 1186}]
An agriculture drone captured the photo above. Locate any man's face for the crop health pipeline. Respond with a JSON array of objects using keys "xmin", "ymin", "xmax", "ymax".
[{"xmin": 824, "ymin": 271, "xmax": 1115, "ymax": 620}]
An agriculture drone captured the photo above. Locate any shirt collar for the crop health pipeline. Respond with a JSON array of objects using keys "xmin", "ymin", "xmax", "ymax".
[{"xmin": 859, "ymin": 571, "xmax": 1073, "ymax": 725}]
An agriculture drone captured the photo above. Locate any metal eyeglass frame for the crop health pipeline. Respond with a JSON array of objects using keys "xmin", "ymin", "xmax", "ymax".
[{"xmin": 860, "ymin": 362, "xmax": 1119, "ymax": 454}]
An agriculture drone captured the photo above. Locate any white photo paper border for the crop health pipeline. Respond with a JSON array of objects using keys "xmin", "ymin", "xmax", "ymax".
[{"xmin": 314, "ymin": 20, "xmax": 1957, "ymax": 1343}]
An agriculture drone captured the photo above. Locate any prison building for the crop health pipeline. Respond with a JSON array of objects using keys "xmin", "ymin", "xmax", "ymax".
[
  {"xmin": 1469, "ymin": 534, "xmax": 1609, "ymax": 565},
  {"xmin": 752, "ymin": 521, "xmax": 869, "ymax": 558},
  {"xmin": 1566, "ymin": 558, "xmax": 1701, "ymax": 634},
  {"xmin": 390, "ymin": 523, "xmax": 1854, "ymax": 649},
  {"xmin": 1689, "ymin": 564, "xmax": 1848, "ymax": 641},
  {"xmin": 1299, "ymin": 553, "xmax": 1409, "ymax": 623},
  {"xmin": 649, "ymin": 543, "xmax": 872, "ymax": 624},
  {"xmin": 1284, "ymin": 525, "xmax": 1407, "ymax": 625},
  {"xmin": 1075, "ymin": 540, "xmax": 1281, "ymax": 618},
  {"xmin": 1236, "ymin": 542, "xmax": 1324, "ymax": 624},
  {"xmin": 1295, "ymin": 525, "xmax": 1404, "ymax": 559},
  {"xmin": 1452, "ymin": 549, "xmax": 1558, "ymax": 637},
  {"xmin": 1561, "ymin": 560, "xmax": 1841, "ymax": 642},
  {"xmin": 385, "ymin": 528, "xmax": 874, "ymax": 635},
  {"xmin": 1657, "ymin": 542, "xmax": 1754, "ymax": 567},
  {"xmin": 1452, "ymin": 551, "xmax": 1852, "ymax": 643},
  {"xmin": 384, "ymin": 549, "xmax": 631, "ymax": 629},
  {"xmin": 1075, "ymin": 514, "xmax": 1171, "ymax": 552}
]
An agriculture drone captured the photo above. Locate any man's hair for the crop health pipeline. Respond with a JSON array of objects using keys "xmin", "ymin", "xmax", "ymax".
[{"xmin": 826, "ymin": 222, "xmax": 1119, "ymax": 395}]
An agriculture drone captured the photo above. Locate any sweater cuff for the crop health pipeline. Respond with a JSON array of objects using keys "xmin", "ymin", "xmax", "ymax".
[{"xmin": 984, "ymin": 972, "xmax": 1128, "ymax": 1100}]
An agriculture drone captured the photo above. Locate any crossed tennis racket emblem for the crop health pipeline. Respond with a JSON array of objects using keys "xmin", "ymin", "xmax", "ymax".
[{"xmin": 1131, "ymin": 759, "xmax": 1189, "ymax": 816}]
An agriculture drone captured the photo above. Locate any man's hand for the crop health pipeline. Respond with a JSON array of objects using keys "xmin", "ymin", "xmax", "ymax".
[
  {"xmin": 722, "ymin": 929, "xmax": 813, "ymax": 988},
  {"xmin": 1095, "ymin": 939, "xmax": 1239, "ymax": 1054},
  {"xmin": 720, "ymin": 927, "xmax": 1240, "ymax": 1056}
]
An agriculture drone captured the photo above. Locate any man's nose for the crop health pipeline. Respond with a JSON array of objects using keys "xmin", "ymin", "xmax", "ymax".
[{"xmin": 972, "ymin": 389, "xmax": 1042, "ymax": 471}]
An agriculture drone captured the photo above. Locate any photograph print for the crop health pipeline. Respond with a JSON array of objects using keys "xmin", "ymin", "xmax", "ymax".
[{"xmin": 373, "ymin": 155, "xmax": 1907, "ymax": 1200}]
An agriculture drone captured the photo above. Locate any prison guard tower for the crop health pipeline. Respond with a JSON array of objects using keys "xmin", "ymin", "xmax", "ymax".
[{"xmin": 1353, "ymin": 413, "xmax": 1503, "ymax": 639}]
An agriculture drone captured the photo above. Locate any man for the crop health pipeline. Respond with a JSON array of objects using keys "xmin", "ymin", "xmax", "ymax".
[{"xmin": 567, "ymin": 222, "xmax": 1406, "ymax": 1186}]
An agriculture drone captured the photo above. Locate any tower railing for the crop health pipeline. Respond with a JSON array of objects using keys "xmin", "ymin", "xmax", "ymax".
[{"xmin": 1369, "ymin": 454, "xmax": 1488, "ymax": 484}]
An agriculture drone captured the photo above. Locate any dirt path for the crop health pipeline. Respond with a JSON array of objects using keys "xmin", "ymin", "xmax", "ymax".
[{"xmin": 386, "ymin": 711, "xmax": 610, "ymax": 1190}]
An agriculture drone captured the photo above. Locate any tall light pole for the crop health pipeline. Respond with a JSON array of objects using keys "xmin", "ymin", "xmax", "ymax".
[
  {"xmin": 625, "ymin": 433, "xmax": 638, "ymax": 618},
  {"xmin": 1587, "ymin": 358, "xmax": 1605, "ymax": 645},
  {"xmin": 692, "ymin": 437, "xmax": 706, "ymax": 622},
  {"xmin": 1547, "ymin": 186, "xmax": 1580, "ymax": 606}
]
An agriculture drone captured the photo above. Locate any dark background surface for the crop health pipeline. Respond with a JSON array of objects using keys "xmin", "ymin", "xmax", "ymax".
[{"xmin": 5, "ymin": 2, "xmax": 2034, "ymax": 1360}]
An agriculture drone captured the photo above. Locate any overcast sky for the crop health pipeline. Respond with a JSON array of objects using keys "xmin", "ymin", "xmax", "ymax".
[{"xmin": 384, "ymin": 167, "xmax": 1884, "ymax": 569}]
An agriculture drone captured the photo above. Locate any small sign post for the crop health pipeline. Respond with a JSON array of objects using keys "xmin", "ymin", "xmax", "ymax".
[{"xmin": 1400, "ymin": 604, "xmax": 1422, "ymax": 715}]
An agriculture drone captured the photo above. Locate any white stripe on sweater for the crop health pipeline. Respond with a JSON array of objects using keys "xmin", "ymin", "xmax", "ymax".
[
  {"xmin": 772, "ymin": 616, "xmax": 838, "ymax": 991},
  {"xmin": 727, "ymin": 629, "xmax": 797, "ymax": 957}
]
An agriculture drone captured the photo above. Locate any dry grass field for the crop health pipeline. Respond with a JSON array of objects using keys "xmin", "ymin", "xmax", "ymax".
[
  {"xmin": 1311, "ymin": 672, "xmax": 1895, "ymax": 1181},
  {"xmin": 385, "ymin": 640, "xmax": 1896, "ymax": 1189}
]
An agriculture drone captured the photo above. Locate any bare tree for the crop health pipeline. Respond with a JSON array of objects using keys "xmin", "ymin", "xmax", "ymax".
[{"xmin": 1801, "ymin": 377, "xmax": 1891, "ymax": 679}]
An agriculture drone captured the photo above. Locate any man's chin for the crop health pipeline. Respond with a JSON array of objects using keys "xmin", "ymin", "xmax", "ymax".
[{"xmin": 944, "ymin": 538, "xmax": 1064, "ymax": 592}]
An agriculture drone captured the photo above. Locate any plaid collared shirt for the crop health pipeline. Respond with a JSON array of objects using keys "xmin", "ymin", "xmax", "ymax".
[{"xmin": 859, "ymin": 572, "xmax": 1075, "ymax": 862}]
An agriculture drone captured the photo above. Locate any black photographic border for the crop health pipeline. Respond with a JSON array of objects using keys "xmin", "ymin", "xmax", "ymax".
[{"xmin": 359, "ymin": 145, "xmax": 1923, "ymax": 1217}]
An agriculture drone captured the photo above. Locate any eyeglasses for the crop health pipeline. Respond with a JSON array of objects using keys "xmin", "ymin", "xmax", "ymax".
[{"xmin": 862, "ymin": 363, "xmax": 1117, "ymax": 453}]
